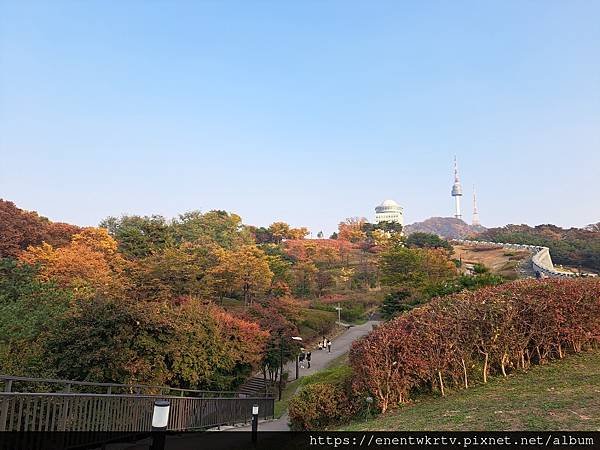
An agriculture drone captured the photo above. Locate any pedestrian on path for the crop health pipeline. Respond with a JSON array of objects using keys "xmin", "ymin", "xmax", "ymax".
[
  {"xmin": 317, "ymin": 342, "xmax": 322, "ymax": 350},
  {"xmin": 307, "ymin": 352, "xmax": 312, "ymax": 369},
  {"xmin": 327, "ymin": 340, "xmax": 331, "ymax": 353},
  {"xmin": 299, "ymin": 352, "xmax": 305, "ymax": 369}
]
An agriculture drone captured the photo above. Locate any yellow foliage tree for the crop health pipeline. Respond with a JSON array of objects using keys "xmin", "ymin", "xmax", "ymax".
[
  {"xmin": 268, "ymin": 222, "xmax": 291, "ymax": 243},
  {"xmin": 20, "ymin": 227, "xmax": 125, "ymax": 298},
  {"xmin": 210, "ymin": 245, "xmax": 273, "ymax": 305}
]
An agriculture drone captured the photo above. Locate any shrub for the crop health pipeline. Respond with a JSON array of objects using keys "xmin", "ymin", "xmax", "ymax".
[
  {"xmin": 289, "ymin": 364, "xmax": 364, "ymax": 431},
  {"xmin": 350, "ymin": 278, "xmax": 600, "ymax": 413},
  {"xmin": 288, "ymin": 383, "xmax": 348, "ymax": 430},
  {"xmin": 300, "ymin": 308, "xmax": 336, "ymax": 335}
]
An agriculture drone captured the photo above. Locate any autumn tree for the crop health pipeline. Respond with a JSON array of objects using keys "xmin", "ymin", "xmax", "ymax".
[
  {"xmin": 20, "ymin": 228, "xmax": 126, "ymax": 298},
  {"xmin": 246, "ymin": 225, "xmax": 275, "ymax": 244},
  {"xmin": 338, "ymin": 217, "xmax": 367, "ymax": 243},
  {"xmin": 267, "ymin": 222, "xmax": 309, "ymax": 243},
  {"xmin": 379, "ymin": 245, "xmax": 456, "ymax": 291},
  {"xmin": 262, "ymin": 245, "xmax": 294, "ymax": 297},
  {"xmin": 128, "ymin": 239, "xmax": 220, "ymax": 303},
  {"xmin": 45, "ymin": 295, "xmax": 267, "ymax": 389},
  {"xmin": 0, "ymin": 199, "xmax": 79, "ymax": 258},
  {"xmin": 287, "ymin": 227, "xmax": 310, "ymax": 240},
  {"xmin": 242, "ymin": 300, "xmax": 301, "ymax": 382},
  {"xmin": 292, "ymin": 260, "xmax": 318, "ymax": 297},
  {"xmin": 211, "ymin": 245, "xmax": 273, "ymax": 305}
]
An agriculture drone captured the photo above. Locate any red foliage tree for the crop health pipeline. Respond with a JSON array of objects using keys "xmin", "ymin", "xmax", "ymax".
[{"xmin": 0, "ymin": 199, "xmax": 80, "ymax": 258}]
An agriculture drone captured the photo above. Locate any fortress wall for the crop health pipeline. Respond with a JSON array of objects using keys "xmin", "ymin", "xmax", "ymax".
[{"xmin": 453, "ymin": 239, "xmax": 576, "ymax": 278}]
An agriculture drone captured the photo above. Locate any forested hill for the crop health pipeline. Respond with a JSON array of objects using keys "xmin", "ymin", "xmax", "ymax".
[
  {"xmin": 478, "ymin": 223, "xmax": 600, "ymax": 273},
  {"xmin": 0, "ymin": 199, "xmax": 81, "ymax": 258},
  {"xmin": 404, "ymin": 217, "xmax": 485, "ymax": 239}
]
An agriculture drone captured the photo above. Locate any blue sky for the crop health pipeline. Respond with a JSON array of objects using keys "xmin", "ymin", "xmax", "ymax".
[{"xmin": 1, "ymin": 1, "xmax": 599, "ymax": 235}]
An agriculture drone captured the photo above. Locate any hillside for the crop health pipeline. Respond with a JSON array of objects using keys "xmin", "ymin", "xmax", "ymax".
[
  {"xmin": 478, "ymin": 224, "xmax": 600, "ymax": 273},
  {"xmin": 453, "ymin": 243, "xmax": 531, "ymax": 279},
  {"xmin": 342, "ymin": 350, "xmax": 600, "ymax": 431},
  {"xmin": 405, "ymin": 217, "xmax": 485, "ymax": 240}
]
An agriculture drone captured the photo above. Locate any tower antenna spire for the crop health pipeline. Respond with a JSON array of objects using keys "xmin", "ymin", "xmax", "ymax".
[
  {"xmin": 472, "ymin": 184, "xmax": 481, "ymax": 226},
  {"xmin": 454, "ymin": 156, "xmax": 459, "ymax": 181},
  {"xmin": 451, "ymin": 156, "xmax": 463, "ymax": 220}
]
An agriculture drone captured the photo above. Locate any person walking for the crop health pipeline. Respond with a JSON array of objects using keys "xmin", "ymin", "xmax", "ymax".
[
  {"xmin": 306, "ymin": 352, "xmax": 312, "ymax": 369},
  {"xmin": 327, "ymin": 340, "xmax": 331, "ymax": 353},
  {"xmin": 317, "ymin": 342, "xmax": 322, "ymax": 350},
  {"xmin": 299, "ymin": 352, "xmax": 305, "ymax": 369}
]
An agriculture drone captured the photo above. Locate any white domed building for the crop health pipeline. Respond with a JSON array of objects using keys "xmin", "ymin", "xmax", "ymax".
[{"xmin": 375, "ymin": 199, "xmax": 404, "ymax": 226}]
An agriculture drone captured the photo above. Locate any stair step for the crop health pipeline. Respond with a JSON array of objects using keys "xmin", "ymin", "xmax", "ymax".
[{"xmin": 238, "ymin": 376, "xmax": 276, "ymax": 396}]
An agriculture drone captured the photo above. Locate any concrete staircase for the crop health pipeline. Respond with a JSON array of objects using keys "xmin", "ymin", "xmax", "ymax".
[{"xmin": 237, "ymin": 376, "xmax": 275, "ymax": 397}]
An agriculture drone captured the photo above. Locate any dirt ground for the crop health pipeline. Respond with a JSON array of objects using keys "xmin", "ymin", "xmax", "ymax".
[{"xmin": 453, "ymin": 244, "xmax": 531, "ymax": 279}]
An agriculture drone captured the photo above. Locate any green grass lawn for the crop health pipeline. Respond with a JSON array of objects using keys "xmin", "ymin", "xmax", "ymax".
[
  {"xmin": 274, "ymin": 378, "xmax": 301, "ymax": 418},
  {"xmin": 341, "ymin": 350, "xmax": 600, "ymax": 431},
  {"xmin": 298, "ymin": 353, "xmax": 351, "ymax": 388}
]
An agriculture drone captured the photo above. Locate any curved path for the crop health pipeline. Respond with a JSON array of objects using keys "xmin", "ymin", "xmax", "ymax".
[{"xmin": 234, "ymin": 318, "xmax": 380, "ymax": 431}]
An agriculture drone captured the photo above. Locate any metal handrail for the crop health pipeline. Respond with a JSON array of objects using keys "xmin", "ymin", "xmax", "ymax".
[
  {"xmin": 0, "ymin": 392, "xmax": 272, "ymax": 400},
  {"xmin": 0, "ymin": 391, "xmax": 276, "ymax": 432},
  {"xmin": 0, "ymin": 374, "xmax": 272, "ymax": 398}
]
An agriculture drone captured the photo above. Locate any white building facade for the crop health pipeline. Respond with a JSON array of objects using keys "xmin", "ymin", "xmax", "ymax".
[{"xmin": 375, "ymin": 199, "xmax": 404, "ymax": 226}]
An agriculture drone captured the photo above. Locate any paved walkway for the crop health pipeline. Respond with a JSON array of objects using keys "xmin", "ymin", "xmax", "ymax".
[{"xmin": 233, "ymin": 319, "xmax": 380, "ymax": 431}]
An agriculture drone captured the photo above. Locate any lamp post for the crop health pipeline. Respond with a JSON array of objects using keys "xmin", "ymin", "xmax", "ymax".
[
  {"xmin": 334, "ymin": 303, "xmax": 342, "ymax": 325},
  {"xmin": 278, "ymin": 333, "xmax": 284, "ymax": 401},
  {"xmin": 151, "ymin": 400, "xmax": 170, "ymax": 450},
  {"xmin": 251, "ymin": 404, "xmax": 259, "ymax": 444},
  {"xmin": 278, "ymin": 334, "xmax": 303, "ymax": 400},
  {"xmin": 291, "ymin": 336, "xmax": 303, "ymax": 380}
]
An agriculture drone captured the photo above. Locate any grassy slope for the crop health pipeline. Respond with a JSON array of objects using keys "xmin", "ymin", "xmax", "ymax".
[
  {"xmin": 275, "ymin": 353, "xmax": 350, "ymax": 418},
  {"xmin": 453, "ymin": 244, "xmax": 529, "ymax": 279},
  {"xmin": 342, "ymin": 350, "xmax": 600, "ymax": 431}
]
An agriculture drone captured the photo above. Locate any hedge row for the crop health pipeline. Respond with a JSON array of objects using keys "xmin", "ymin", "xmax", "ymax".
[
  {"xmin": 288, "ymin": 365, "xmax": 362, "ymax": 430},
  {"xmin": 350, "ymin": 278, "xmax": 600, "ymax": 413}
]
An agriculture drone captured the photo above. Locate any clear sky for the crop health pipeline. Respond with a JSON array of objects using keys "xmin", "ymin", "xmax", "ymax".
[{"xmin": 1, "ymin": 1, "xmax": 599, "ymax": 235}]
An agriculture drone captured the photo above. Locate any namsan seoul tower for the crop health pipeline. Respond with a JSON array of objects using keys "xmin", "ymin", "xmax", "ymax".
[
  {"xmin": 472, "ymin": 185, "xmax": 481, "ymax": 226},
  {"xmin": 451, "ymin": 156, "xmax": 463, "ymax": 219}
]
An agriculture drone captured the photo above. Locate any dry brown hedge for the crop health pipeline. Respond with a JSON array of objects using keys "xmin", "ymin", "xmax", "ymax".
[{"xmin": 350, "ymin": 278, "xmax": 600, "ymax": 412}]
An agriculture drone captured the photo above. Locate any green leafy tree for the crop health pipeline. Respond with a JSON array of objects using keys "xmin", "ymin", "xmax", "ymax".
[
  {"xmin": 380, "ymin": 290, "xmax": 414, "ymax": 318},
  {"xmin": 380, "ymin": 246, "xmax": 456, "ymax": 290},
  {"xmin": 100, "ymin": 215, "xmax": 173, "ymax": 259},
  {"xmin": 173, "ymin": 210, "xmax": 253, "ymax": 249},
  {"xmin": 406, "ymin": 232, "xmax": 452, "ymax": 252},
  {"xmin": 46, "ymin": 295, "xmax": 267, "ymax": 389},
  {"xmin": 0, "ymin": 259, "xmax": 72, "ymax": 377},
  {"xmin": 128, "ymin": 240, "xmax": 219, "ymax": 302}
]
